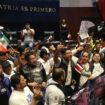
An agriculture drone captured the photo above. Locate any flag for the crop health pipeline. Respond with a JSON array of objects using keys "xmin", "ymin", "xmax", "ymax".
[
  {"xmin": 79, "ymin": 20, "xmax": 95, "ymax": 40},
  {"xmin": 98, "ymin": 0, "xmax": 105, "ymax": 21},
  {"xmin": 49, "ymin": 35, "xmax": 53, "ymax": 41},
  {"xmin": 75, "ymin": 64, "xmax": 83, "ymax": 74},
  {"xmin": 67, "ymin": 33, "xmax": 71, "ymax": 40},
  {"xmin": 0, "ymin": 31, "xmax": 10, "ymax": 48},
  {"xmin": 0, "ymin": 44, "xmax": 8, "ymax": 52}
]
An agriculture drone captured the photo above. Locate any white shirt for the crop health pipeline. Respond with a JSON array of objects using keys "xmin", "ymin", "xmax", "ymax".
[
  {"xmin": 3, "ymin": 70, "xmax": 15, "ymax": 80},
  {"xmin": 79, "ymin": 63, "xmax": 91, "ymax": 88},
  {"xmin": 23, "ymin": 29, "xmax": 34, "ymax": 41},
  {"xmin": 65, "ymin": 61, "xmax": 72, "ymax": 86},
  {"xmin": 38, "ymin": 58, "xmax": 51, "ymax": 75},
  {"xmin": 45, "ymin": 79, "xmax": 65, "ymax": 105},
  {"xmin": 9, "ymin": 86, "xmax": 33, "ymax": 105},
  {"xmin": 92, "ymin": 63, "xmax": 104, "ymax": 78},
  {"xmin": 55, "ymin": 56, "xmax": 78, "ymax": 86}
]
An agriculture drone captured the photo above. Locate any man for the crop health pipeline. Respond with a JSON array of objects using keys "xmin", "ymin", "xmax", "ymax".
[
  {"xmin": 9, "ymin": 74, "xmax": 42, "ymax": 105},
  {"xmin": 21, "ymin": 51, "xmax": 47, "ymax": 104},
  {"xmin": 21, "ymin": 51, "xmax": 47, "ymax": 86},
  {"xmin": 21, "ymin": 23, "xmax": 35, "ymax": 48},
  {"xmin": 45, "ymin": 68, "xmax": 65, "ymax": 105},
  {"xmin": 0, "ymin": 63, "xmax": 11, "ymax": 105},
  {"xmin": 38, "ymin": 48, "xmax": 53, "ymax": 79},
  {"xmin": 54, "ymin": 47, "xmax": 80, "ymax": 97}
]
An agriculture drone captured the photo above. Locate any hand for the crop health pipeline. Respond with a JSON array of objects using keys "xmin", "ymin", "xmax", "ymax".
[
  {"xmin": 41, "ymin": 82, "xmax": 46, "ymax": 88},
  {"xmin": 38, "ymin": 40, "xmax": 41, "ymax": 44},
  {"xmin": 72, "ymin": 79, "xmax": 76, "ymax": 85},
  {"xmin": 14, "ymin": 51, "xmax": 20, "ymax": 57},
  {"xmin": 28, "ymin": 82, "xmax": 38, "ymax": 87},
  {"xmin": 89, "ymin": 75, "xmax": 94, "ymax": 80},
  {"xmin": 33, "ymin": 86, "xmax": 43, "ymax": 99},
  {"xmin": 77, "ymin": 46, "xmax": 84, "ymax": 52},
  {"xmin": 49, "ymin": 66, "xmax": 53, "ymax": 74}
]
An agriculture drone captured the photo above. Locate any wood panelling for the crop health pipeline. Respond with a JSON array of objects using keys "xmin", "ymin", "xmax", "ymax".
[{"xmin": 60, "ymin": 7, "xmax": 101, "ymax": 40}]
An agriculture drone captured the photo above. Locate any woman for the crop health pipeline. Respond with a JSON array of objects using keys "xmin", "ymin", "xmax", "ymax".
[{"xmin": 89, "ymin": 52, "xmax": 104, "ymax": 80}]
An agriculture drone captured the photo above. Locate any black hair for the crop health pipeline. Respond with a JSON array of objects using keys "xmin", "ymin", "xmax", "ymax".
[
  {"xmin": 60, "ymin": 47, "xmax": 70, "ymax": 55},
  {"xmin": 40, "ymin": 49, "xmax": 48, "ymax": 58},
  {"xmin": 0, "ymin": 51, "xmax": 6, "ymax": 56},
  {"xmin": 11, "ymin": 74, "xmax": 21, "ymax": 89},
  {"xmin": 18, "ymin": 46, "xmax": 26, "ymax": 55},
  {"xmin": 25, "ymin": 51, "xmax": 34, "ymax": 61},
  {"xmin": 81, "ymin": 51, "xmax": 90, "ymax": 58},
  {"xmin": 2, "ymin": 61, "xmax": 11, "ymax": 69},
  {"xmin": 52, "ymin": 68, "xmax": 65, "ymax": 81}
]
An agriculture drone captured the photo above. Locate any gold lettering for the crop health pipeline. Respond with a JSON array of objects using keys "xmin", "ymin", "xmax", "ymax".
[
  {"xmin": 33, "ymin": 7, "xmax": 37, "ymax": 12},
  {"xmin": 49, "ymin": 8, "xmax": 52, "ymax": 12},
  {"xmin": 40, "ymin": 8, "xmax": 45, "ymax": 12},
  {"xmin": 15, "ymin": 6, "xmax": 18, "ymax": 11},
  {"xmin": 45, "ymin": 8, "xmax": 49, "ymax": 12},
  {"xmin": 30, "ymin": 7, "xmax": 33, "ymax": 12},
  {"xmin": 3, "ymin": 5, "xmax": 7, "ymax": 10},
  {"xmin": 8, "ymin": 5, "xmax": 11, "ymax": 10},
  {"xmin": 0, "ymin": 4, "xmax": 2, "ymax": 10},
  {"xmin": 24, "ymin": 6, "xmax": 28, "ymax": 11},
  {"xmin": 21, "ymin": 6, "xmax": 24, "ymax": 11},
  {"xmin": 52, "ymin": 8, "xmax": 56, "ymax": 12}
]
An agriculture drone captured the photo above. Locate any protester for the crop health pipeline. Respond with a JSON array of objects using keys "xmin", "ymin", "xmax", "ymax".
[
  {"xmin": 0, "ymin": 63, "xmax": 11, "ymax": 105},
  {"xmin": 45, "ymin": 68, "xmax": 65, "ymax": 105},
  {"xmin": 21, "ymin": 23, "xmax": 35, "ymax": 48},
  {"xmin": 9, "ymin": 74, "xmax": 42, "ymax": 105}
]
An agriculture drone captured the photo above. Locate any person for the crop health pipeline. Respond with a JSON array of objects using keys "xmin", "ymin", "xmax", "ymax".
[
  {"xmin": 38, "ymin": 48, "xmax": 53, "ymax": 79},
  {"xmin": 54, "ymin": 47, "xmax": 80, "ymax": 97},
  {"xmin": 9, "ymin": 74, "xmax": 42, "ymax": 105},
  {"xmin": 60, "ymin": 19, "xmax": 68, "ymax": 41},
  {"xmin": 97, "ymin": 21, "xmax": 105, "ymax": 39},
  {"xmin": 21, "ymin": 23, "xmax": 35, "ymax": 48},
  {"xmin": 0, "ymin": 63, "xmax": 11, "ymax": 105},
  {"xmin": 45, "ymin": 68, "xmax": 65, "ymax": 105},
  {"xmin": 89, "ymin": 52, "xmax": 104, "ymax": 80},
  {"xmin": 79, "ymin": 51, "xmax": 91, "ymax": 88},
  {"xmin": 21, "ymin": 51, "xmax": 47, "ymax": 86},
  {"xmin": 2, "ymin": 61, "xmax": 15, "ymax": 80},
  {"xmin": 21, "ymin": 51, "xmax": 47, "ymax": 104}
]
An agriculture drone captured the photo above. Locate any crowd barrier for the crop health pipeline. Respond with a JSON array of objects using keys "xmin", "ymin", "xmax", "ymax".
[{"xmin": 71, "ymin": 73, "xmax": 105, "ymax": 105}]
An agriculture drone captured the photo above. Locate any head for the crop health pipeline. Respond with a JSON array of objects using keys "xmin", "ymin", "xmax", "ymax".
[
  {"xmin": 100, "ymin": 21, "xmax": 104, "ymax": 27},
  {"xmin": 92, "ymin": 52, "xmax": 101, "ymax": 63},
  {"xmin": 52, "ymin": 68, "xmax": 65, "ymax": 84},
  {"xmin": 84, "ymin": 44, "xmax": 92, "ymax": 54},
  {"xmin": 49, "ymin": 45, "xmax": 56, "ymax": 52},
  {"xmin": 0, "ymin": 52, "xmax": 7, "ymax": 62},
  {"xmin": 25, "ymin": 51, "xmax": 37, "ymax": 66},
  {"xmin": 62, "ymin": 48, "xmax": 72, "ymax": 62},
  {"xmin": 40, "ymin": 48, "xmax": 50, "ymax": 61},
  {"xmin": 11, "ymin": 74, "xmax": 26, "ymax": 90},
  {"xmin": 95, "ymin": 42, "xmax": 101, "ymax": 51},
  {"xmin": 2, "ymin": 61, "xmax": 12, "ymax": 75},
  {"xmin": 25, "ymin": 23, "xmax": 30, "ymax": 30},
  {"xmin": 81, "ymin": 51, "xmax": 90, "ymax": 64}
]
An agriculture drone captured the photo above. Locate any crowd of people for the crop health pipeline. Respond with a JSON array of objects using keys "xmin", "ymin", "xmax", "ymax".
[{"xmin": 0, "ymin": 21, "xmax": 105, "ymax": 105}]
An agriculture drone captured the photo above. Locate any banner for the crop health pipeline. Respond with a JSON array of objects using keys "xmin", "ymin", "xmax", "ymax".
[
  {"xmin": 0, "ymin": 0, "xmax": 59, "ymax": 22},
  {"xmin": 71, "ymin": 74, "xmax": 105, "ymax": 105},
  {"xmin": 95, "ymin": 74, "xmax": 105, "ymax": 98}
]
